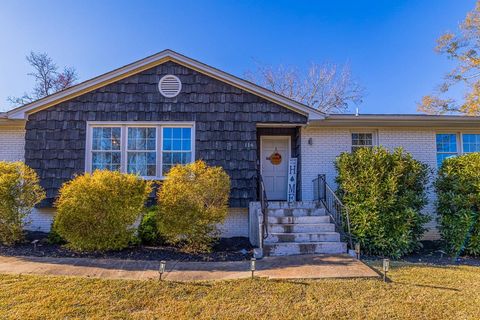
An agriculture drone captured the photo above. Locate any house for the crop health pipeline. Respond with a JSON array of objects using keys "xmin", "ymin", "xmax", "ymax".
[{"xmin": 1, "ymin": 50, "xmax": 480, "ymax": 256}]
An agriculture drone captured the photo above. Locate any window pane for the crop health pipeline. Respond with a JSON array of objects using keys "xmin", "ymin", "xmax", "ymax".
[
  {"xmin": 163, "ymin": 140, "xmax": 172, "ymax": 151},
  {"xmin": 182, "ymin": 139, "xmax": 191, "ymax": 151},
  {"xmin": 462, "ymin": 134, "xmax": 480, "ymax": 153},
  {"xmin": 92, "ymin": 127, "xmax": 121, "ymax": 151},
  {"xmin": 127, "ymin": 152, "xmax": 156, "ymax": 176},
  {"xmin": 163, "ymin": 127, "xmax": 172, "ymax": 139},
  {"xmin": 128, "ymin": 128, "xmax": 156, "ymax": 151},
  {"xmin": 436, "ymin": 134, "xmax": 457, "ymax": 153},
  {"xmin": 92, "ymin": 151, "xmax": 121, "ymax": 171},
  {"xmin": 173, "ymin": 139, "xmax": 182, "ymax": 150},
  {"xmin": 351, "ymin": 133, "xmax": 373, "ymax": 152},
  {"xmin": 182, "ymin": 128, "xmax": 191, "ymax": 139},
  {"xmin": 102, "ymin": 128, "xmax": 111, "ymax": 139},
  {"xmin": 172, "ymin": 128, "xmax": 182, "ymax": 139}
]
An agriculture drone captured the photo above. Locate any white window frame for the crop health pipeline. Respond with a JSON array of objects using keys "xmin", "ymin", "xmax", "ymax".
[
  {"xmin": 85, "ymin": 121, "xmax": 195, "ymax": 179},
  {"xmin": 435, "ymin": 131, "xmax": 480, "ymax": 168},
  {"xmin": 350, "ymin": 130, "xmax": 377, "ymax": 152},
  {"xmin": 90, "ymin": 126, "xmax": 123, "ymax": 172}
]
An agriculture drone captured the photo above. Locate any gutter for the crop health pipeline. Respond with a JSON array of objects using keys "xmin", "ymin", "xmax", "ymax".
[{"xmin": 308, "ymin": 114, "xmax": 480, "ymax": 128}]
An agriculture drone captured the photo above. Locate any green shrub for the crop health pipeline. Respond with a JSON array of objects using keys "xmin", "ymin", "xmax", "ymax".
[
  {"xmin": 335, "ymin": 147, "xmax": 430, "ymax": 258},
  {"xmin": 47, "ymin": 222, "xmax": 66, "ymax": 245},
  {"xmin": 54, "ymin": 170, "xmax": 152, "ymax": 251},
  {"xmin": 0, "ymin": 161, "xmax": 45, "ymax": 245},
  {"xmin": 138, "ymin": 207, "xmax": 162, "ymax": 245},
  {"xmin": 157, "ymin": 160, "xmax": 230, "ymax": 252},
  {"xmin": 436, "ymin": 153, "xmax": 480, "ymax": 257}
]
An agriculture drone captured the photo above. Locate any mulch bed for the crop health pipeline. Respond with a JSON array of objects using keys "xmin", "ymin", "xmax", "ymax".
[
  {"xmin": 0, "ymin": 231, "xmax": 253, "ymax": 262},
  {"xmin": 364, "ymin": 241, "xmax": 480, "ymax": 267}
]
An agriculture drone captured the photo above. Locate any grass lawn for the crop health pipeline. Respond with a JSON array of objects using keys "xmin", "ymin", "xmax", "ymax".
[{"xmin": 0, "ymin": 262, "xmax": 479, "ymax": 319}]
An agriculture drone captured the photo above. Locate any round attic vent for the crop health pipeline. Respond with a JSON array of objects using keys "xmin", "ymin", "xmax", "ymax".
[{"xmin": 158, "ymin": 75, "xmax": 182, "ymax": 98}]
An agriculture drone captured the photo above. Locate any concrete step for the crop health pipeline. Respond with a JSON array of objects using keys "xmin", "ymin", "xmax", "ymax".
[
  {"xmin": 267, "ymin": 208, "xmax": 326, "ymax": 217},
  {"xmin": 266, "ymin": 201, "xmax": 321, "ymax": 209},
  {"xmin": 264, "ymin": 242, "xmax": 347, "ymax": 256},
  {"xmin": 268, "ymin": 223, "xmax": 335, "ymax": 233},
  {"xmin": 267, "ymin": 215, "xmax": 330, "ymax": 224},
  {"xmin": 265, "ymin": 232, "xmax": 341, "ymax": 243}
]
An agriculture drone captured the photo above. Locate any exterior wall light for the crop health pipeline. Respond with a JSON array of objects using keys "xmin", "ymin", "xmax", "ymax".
[
  {"xmin": 308, "ymin": 138, "xmax": 313, "ymax": 145},
  {"xmin": 382, "ymin": 258, "xmax": 390, "ymax": 282},
  {"xmin": 355, "ymin": 243, "xmax": 361, "ymax": 260},
  {"xmin": 159, "ymin": 260, "xmax": 166, "ymax": 280},
  {"xmin": 250, "ymin": 257, "xmax": 256, "ymax": 279}
]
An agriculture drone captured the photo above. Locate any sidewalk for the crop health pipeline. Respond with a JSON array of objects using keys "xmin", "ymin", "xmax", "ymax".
[{"xmin": 0, "ymin": 254, "xmax": 379, "ymax": 281}]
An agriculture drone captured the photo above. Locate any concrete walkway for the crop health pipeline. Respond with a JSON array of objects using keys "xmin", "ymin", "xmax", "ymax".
[{"xmin": 0, "ymin": 254, "xmax": 379, "ymax": 281}]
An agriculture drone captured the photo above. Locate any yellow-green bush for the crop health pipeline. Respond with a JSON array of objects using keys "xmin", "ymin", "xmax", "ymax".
[
  {"xmin": 436, "ymin": 153, "xmax": 480, "ymax": 257},
  {"xmin": 54, "ymin": 170, "xmax": 152, "ymax": 251},
  {"xmin": 0, "ymin": 161, "xmax": 45, "ymax": 245},
  {"xmin": 157, "ymin": 161, "xmax": 230, "ymax": 252}
]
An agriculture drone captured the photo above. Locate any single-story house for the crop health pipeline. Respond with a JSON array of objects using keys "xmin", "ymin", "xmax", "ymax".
[{"xmin": 1, "ymin": 50, "xmax": 480, "ymax": 256}]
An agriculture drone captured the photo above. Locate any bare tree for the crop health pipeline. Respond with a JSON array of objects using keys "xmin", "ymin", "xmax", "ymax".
[
  {"xmin": 245, "ymin": 61, "xmax": 364, "ymax": 113},
  {"xmin": 8, "ymin": 52, "xmax": 78, "ymax": 107}
]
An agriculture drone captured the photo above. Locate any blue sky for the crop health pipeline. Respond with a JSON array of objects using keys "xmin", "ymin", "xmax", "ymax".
[{"xmin": 0, "ymin": 0, "xmax": 474, "ymax": 113}]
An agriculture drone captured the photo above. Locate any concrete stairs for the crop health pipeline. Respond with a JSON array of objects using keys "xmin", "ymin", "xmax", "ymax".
[{"xmin": 263, "ymin": 201, "xmax": 347, "ymax": 256}]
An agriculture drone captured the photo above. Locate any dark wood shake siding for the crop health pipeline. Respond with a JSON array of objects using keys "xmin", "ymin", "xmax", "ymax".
[{"xmin": 25, "ymin": 61, "xmax": 308, "ymax": 207}]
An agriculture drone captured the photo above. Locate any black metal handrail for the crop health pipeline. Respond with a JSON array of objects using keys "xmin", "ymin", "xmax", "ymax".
[
  {"xmin": 258, "ymin": 173, "xmax": 269, "ymax": 239},
  {"xmin": 313, "ymin": 174, "xmax": 354, "ymax": 249}
]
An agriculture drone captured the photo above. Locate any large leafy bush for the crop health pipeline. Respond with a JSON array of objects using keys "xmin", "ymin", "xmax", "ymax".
[
  {"xmin": 157, "ymin": 160, "xmax": 230, "ymax": 252},
  {"xmin": 54, "ymin": 170, "xmax": 152, "ymax": 251},
  {"xmin": 436, "ymin": 153, "xmax": 480, "ymax": 257},
  {"xmin": 335, "ymin": 147, "xmax": 430, "ymax": 258},
  {"xmin": 0, "ymin": 161, "xmax": 45, "ymax": 245}
]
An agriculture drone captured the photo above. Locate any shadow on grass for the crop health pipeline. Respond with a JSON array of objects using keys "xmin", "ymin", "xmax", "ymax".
[
  {"xmin": 393, "ymin": 281, "xmax": 460, "ymax": 292},
  {"xmin": 365, "ymin": 261, "xmax": 463, "ymax": 291}
]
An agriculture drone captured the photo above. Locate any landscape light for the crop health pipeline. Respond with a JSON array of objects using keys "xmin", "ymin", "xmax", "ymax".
[
  {"xmin": 32, "ymin": 239, "xmax": 39, "ymax": 251},
  {"xmin": 250, "ymin": 257, "xmax": 256, "ymax": 279},
  {"xmin": 354, "ymin": 243, "xmax": 361, "ymax": 259},
  {"xmin": 159, "ymin": 260, "xmax": 166, "ymax": 280},
  {"xmin": 383, "ymin": 258, "xmax": 390, "ymax": 282}
]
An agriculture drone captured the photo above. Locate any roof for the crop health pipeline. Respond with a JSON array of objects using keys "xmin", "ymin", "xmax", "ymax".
[
  {"xmin": 6, "ymin": 49, "xmax": 325, "ymax": 120},
  {"xmin": 309, "ymin": 113, "xmax": 480, "ymax": 128},
  {"xmin": 0, "ymin": 112, "xmax": 25, "ymax": 127}
]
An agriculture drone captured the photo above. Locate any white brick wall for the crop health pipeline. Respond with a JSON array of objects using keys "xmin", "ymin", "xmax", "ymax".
[
  {"xmin": 0, "ymin": 127, "xmax": 25, "ymax": 161},
  {"xmin": 25, "ymin": 208, "xmax": 55, "ymax": 232},
  {"xmin": 24, "ymin": 207, "xmax": 249, "ymax": 237},
  {"xmin": 300, "ymin": 126, "xmax": 440, "ymax": 240},
  {"xmin": 219, "ymin": 208, "xmax": 249, "ymax": 237},
  {"xmin": 301, "ymin": 127, "xmax": 351, "ymax": 199}
]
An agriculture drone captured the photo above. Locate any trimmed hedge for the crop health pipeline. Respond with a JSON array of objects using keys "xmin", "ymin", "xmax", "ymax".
[
  {"xmin": 335, "ymin": 147, "xmax": 430, "ymax": 258},
  {"xmin": 54, "ymin": 170, "xmax": 152, "ymax": 251},
  {"xmin": 157, "ymin": 161, "xmax": 230, "ymax": 252},
  {"xmin": 436, "ymin": 153, "xmax": 480, "ymax": 257},
  {"xmin": 0, "ymin": 161, "xmax": 45, "ymax": 245}
]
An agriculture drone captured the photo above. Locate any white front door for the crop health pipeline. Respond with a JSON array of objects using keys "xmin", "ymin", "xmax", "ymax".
[{"xmin": 260, "ymin": 136, "xmax": 290, "ymax": 200}]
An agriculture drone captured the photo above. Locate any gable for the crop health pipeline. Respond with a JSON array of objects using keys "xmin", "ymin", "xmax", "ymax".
[{"xmin": 7, "ymin": 50, "xmax": 324, "ymax": 120}]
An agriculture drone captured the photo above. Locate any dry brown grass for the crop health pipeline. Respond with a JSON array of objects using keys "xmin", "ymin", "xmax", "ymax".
[{"xmin": 0, "ymin": 262, "xmax": 479, "ymax": 319}]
